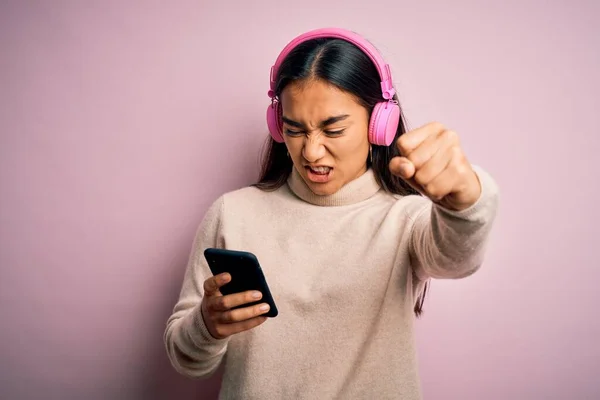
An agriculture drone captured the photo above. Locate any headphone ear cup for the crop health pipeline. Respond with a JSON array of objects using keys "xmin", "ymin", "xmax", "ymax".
[
  {"xmin": 368, "ymin": 101, "xmax": 400, "ymax": 146},
  {"xmin": 266, "ymin": 101, "xmax": 285, "ymax": 143}
]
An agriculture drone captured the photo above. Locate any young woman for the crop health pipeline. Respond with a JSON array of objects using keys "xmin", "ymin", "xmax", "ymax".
[{"xmin": 164, "ymin": 27, "xmax": 499, "ymax": 399}]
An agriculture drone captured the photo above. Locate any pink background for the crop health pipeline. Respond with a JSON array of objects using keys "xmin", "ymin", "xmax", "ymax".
[{"xmin": 1, "ymin": 1, "xmax": 598, "ymax": 399}]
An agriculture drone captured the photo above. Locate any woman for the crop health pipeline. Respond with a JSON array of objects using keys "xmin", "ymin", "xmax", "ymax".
[{"xmin": 164, "ymin": 28, "xmax": 499, "ymax": 399}]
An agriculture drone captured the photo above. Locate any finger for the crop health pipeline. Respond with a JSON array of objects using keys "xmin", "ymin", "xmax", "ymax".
[
  {"xmin": 389, "ymin": 157, "xmax": 426, "ymax": 196},
  {"xmin": 412, "ymin": 140, "xmax": 454, "ymax": 187},
  {"xmin": 209, "ymin": 290, "xmax": 263, "ymax": 312},
  {"xmin": 389, "ymin": 156, "xmax": 415, "ymax": 180},
  {"xmin": 203, "ymin": 273, "xmax": 231, "ymax": 297},
  {"xmin": 396, "ymin": 121, "xmax": 444, "ymax": 156},
  {"xmin": 422, "ymin": 164, "xmax": 459, "ymax": 202},
  {"xmin": 405, "ymin": 129, "xmax": 449, "ymax": 170},
  {"xmin": 218, "ymin": 302, "xmax": 271, "ymax": 324},
  {"xmin": 217, "ymin": 316, "xmax": 269, "ymax": 337}
]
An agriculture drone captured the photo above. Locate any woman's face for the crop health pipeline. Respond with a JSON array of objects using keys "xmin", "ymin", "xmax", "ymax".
[{"xmin": 280, "ymin": 79, "xmax": 371, "ymax": 196}]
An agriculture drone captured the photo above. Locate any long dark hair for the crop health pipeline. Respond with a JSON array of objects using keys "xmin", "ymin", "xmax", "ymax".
[{"xmin": 252, "ymin": 37, "xmax": 428, "ymax": 316}]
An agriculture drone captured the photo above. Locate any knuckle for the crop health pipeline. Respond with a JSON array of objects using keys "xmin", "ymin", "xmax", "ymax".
[
  {"xmin": 450, "ymin": 144, "xmax": 463, "ymax": 158},
  {"xmin": 220, "ymin": 310, "xmax": 233, "ymax": 323},
  {"xmin": 441, "ymin": 129, "xmax": 458, "ymax": 142},
  {"xmin": 429, "ymin": 121, "xmax": 445, "ymax": 131},
  {"xmin": 413, "ymin": 170, "xmax": 428, "ymax": 186},
  {"xmin": 215, "ymin": 297, "xmax": 227, "ymax": 310},
  {"xmin": 204, "ymin": 297, "xmax": 215, "ymax": 311},
  {"xmin": 455, "ymin": 162, "xmax": 470, "ymax": 178},
  {"xmin": 201, "ymin": 302, "xmax": 214, "ymax": 321},
  {"xmin": 450, "ymin": 150, "xmax": 468, "ymax": 172},
  {"xmin": 214, "ymin": 325, "xmax": 227, "ymax": 338},
  {"xmin": 202, "ymin": 297, "xmax": 210, "ymax": 310},
  {"xmin": 396, "ymin": 136, "xmax": 409, "ymax": 151},
  {"xmin": 454, "ymin": 159, "xmax": 467, "ymax": 175},
  {"xmin": 406, "ymin": 152, "xmax": 420, "ymax": 166},
  {"xmin": 424, "ymin": 183, "xmax": 441, "ymax": 199},
  {"xmin": 208, "ymin": 303, "xmax": 219, "ymax": 314}
]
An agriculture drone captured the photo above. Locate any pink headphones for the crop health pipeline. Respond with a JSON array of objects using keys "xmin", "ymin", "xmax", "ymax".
[{"xmin": 266, "ymin": 27, "xmax": 400, "ymax": 147}]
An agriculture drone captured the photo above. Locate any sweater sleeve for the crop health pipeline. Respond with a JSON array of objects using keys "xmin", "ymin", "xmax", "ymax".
[
  {"xmin": 408, "ymin": 165, "xmax": 500, "ymax": 280},
  {"xmin": 163, "ymin": 196, "xmax": 229, "ymax": 379}
]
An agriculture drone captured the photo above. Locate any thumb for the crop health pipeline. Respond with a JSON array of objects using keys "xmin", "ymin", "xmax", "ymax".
[{"xmin": 389, "ymin": 156, "xmax": 415, "ymax": 180}]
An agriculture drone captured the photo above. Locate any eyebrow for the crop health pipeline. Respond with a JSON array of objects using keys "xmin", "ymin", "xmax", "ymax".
[{"xmin": 281, "ymin": 114, "xmax": 350, "ymax": 129}]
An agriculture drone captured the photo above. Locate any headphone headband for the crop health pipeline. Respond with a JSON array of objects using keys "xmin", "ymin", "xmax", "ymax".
[{"xmin": 268, "ymin": 27, "xmax": 396, "ymax": 101}]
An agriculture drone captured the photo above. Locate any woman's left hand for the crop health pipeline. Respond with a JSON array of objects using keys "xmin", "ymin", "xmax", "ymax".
[{"xmin": 388, "ymin": 122, "xmax": 481, "ymax": 211}]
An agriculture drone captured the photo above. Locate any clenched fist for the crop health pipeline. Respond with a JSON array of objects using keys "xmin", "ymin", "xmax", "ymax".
[{"xmin": 389, "ymin": 122, "xmax": 481, "ymax": 211}]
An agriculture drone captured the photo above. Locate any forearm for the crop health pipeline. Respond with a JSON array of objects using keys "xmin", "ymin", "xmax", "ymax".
[
  {"xmin": 164, "ymin": 196, "xmax": 228, "ymax": 378},
  {"xmin": 164, "ymin": 302, "xmax": 228, "ymax": 379},
  {"xmin": 409, "ymin": 165, "xmax": 499, "ymax": 279}
]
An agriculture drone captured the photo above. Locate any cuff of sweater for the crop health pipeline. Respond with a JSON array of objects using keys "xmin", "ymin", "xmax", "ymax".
[
  {"xmin": 182, "ymin": 304, "xmax": 229, "ymax": 350},
  {"xmin": 434, "ymin": 164, "xmax": 499, "ymax": 221}
]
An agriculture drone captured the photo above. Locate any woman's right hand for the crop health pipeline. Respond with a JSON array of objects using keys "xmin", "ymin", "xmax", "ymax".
[{"xmin": 200, "ymin": 273, "xmax": 271, "ymax": 339}]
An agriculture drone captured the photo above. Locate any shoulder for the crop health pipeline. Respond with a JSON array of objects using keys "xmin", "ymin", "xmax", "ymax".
[
  {"xmin": 222, "ymin": 184, "xmax": 285, "ymax": 205},
  {"xmin": 206, "ymin": 183, "xmax": 290, "ymax": 216}
]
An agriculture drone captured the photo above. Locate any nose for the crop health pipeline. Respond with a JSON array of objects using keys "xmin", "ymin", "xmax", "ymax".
[{"xmin": 302, "ymin": 134, "xmax": 326, "ymax": 162}]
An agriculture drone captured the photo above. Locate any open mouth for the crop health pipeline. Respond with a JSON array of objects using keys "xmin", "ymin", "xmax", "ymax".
[{"xmin": 305, "ymin": 166, "xmax": 333, "ymax": 183}]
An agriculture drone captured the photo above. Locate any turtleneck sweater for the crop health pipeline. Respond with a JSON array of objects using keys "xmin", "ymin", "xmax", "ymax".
[{"xmin": 164, "ymin": 165, "xmax": 499, "ymax": 400}]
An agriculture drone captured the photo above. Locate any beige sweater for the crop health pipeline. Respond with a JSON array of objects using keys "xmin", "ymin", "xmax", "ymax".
[{"xmin": 164, "ymin": 165, "xmax": 499, "ymax": 399}]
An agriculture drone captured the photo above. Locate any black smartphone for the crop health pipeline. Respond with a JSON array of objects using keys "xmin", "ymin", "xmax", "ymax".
[{"xmin": 203, "ymin": 248, "xmax": 278, "ymax": 318}]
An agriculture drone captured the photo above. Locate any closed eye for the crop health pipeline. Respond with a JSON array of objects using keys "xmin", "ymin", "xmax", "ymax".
[
  {"xmin": 282, "ymin": 114, "xmax": 350, "ymax": 137},
  {"xmin": 285, "ymin": 129, "xmax": 345, "ymax": 137},
  {"xmin": 325, "ymin": 129, "xmax": 345, "ymax": 136},
  {"xmin": 284, "ymin": 129, "xmax": 304, "ymax": 136}
]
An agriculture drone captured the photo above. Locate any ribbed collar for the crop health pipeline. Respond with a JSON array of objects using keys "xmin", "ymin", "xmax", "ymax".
[{"xmin": 287, "ymin": 166, "xmax": 381, "ymax": 206}]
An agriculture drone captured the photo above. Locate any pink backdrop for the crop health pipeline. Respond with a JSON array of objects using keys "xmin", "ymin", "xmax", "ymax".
[{"xmin": 1, "ymin": 1, "xmax": 598, "ymax": 399}]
